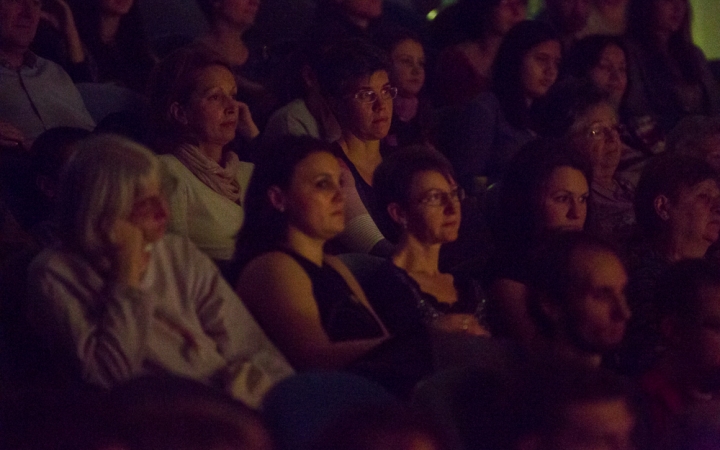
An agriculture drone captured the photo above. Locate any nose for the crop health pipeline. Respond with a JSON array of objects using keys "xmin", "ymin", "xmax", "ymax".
[
  {"xmin": 372, "ymin": 95, "xmax": 389, "ymax": 112},
  {"xmin": 614, "ymin": 294, "xmax": 632, "ymax": 322},
  {"xmin": 567, "ymin": 198, "xmax": 580, "ymax": 220}
]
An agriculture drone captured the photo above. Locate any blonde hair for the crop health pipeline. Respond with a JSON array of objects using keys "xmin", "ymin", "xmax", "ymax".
[{"xmin": 56, "ymin": 134, "xmax": 161, "ymax": 272}]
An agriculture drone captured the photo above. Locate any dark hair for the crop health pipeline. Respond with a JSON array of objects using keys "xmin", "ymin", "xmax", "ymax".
[
  {"xmin": 315, "ymin": 39, "xmax": 389, "ymax": 99},
  {"xmin": 147, "ymin": 45, "xmax": 233, "ymax": 149},
  {"xmin": 235, "ymin": 136, "xmax": 339, "ymax": 268},
  {"xmin": 666, "ymin": 115, "xmax": 720, "ymax": 160},
  {"xmin": 627, "ymin": 0, "xmax": 701, "ymax": 84},
  {"xmin": 374, "ymin": 27, "xmax": 424, "ymax": 55},
  {"xmin": 526, "ymin": 231, "xmax": 622, "ymax": 337},
  {"xmin": 373, "ymin": 145, "xmax": 456, "ymax": 234},
  {"xmin": 656, "ymin": 258, "xmax": 720, "ymax": 324},
  {"xmin": 494, "ymin": 138, "xmax": 592, "ymax": 249},
  {"xmin": 562, "ymin": 35, "xmax": 628, "ymax": 80},
  {"xmin": 536, "ymin": 78, "xmax": 611, "ymax": 138},
  {"xmin": 634, "ymin": 154, "xmax": 718, "ymax": 238},
  {"xmin": 456, "ymin": 0, "xmax": 509, "ymax": 41},
  {"xmin": 492, "ymin": 20, "xmax": 560, "ymax": 130},
  {"xmin": 30, "ymin": 127, "xmax": 91, "ymax": 180}
]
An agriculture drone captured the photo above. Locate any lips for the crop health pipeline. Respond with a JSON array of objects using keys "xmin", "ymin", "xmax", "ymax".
[{"xmin": 373, "ymin": 117, "xmax": 389, "ymax": 124}]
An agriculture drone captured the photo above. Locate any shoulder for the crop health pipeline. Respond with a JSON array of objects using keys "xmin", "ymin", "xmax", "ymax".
[{"xmin": 239, "ymin": 251, "xmax": 312, "ymax": 289}]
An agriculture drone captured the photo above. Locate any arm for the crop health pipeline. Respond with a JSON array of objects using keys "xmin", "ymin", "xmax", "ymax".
[
  {"xmin": 27, "ymin": 252, "xmax": 155, "ymax": 388},
  {"xmin": 236, "ymin": 252, "xmax": 388, "ymax": 371}
]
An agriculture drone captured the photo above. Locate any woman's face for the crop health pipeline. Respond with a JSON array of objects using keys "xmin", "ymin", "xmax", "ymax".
[
  {"xmin": 282, "ymin": 152, "xmax": 346, "ymax": 241},
  {"xmin": 665, "ymin": 179, "xmax": 720, "ymax": 253},
  {"xmin": 654, "ymin": 0, "xmax": 688, "ymax": 35},
  {"xmin": 390, "ymin": 39, "xmax": 425, "ymax": 98},
  {"xmin": 403, "ymin": 170, "xmax": 461, "ymax": 245},
  {"xmin": 100, "ymin": 0, "xmax": 134, "ymax": 16},
  {"xmin": 492, "ymin": 0, "xmax": 527, "ymax": 36},
  {"xmin": 337, "ymin": 70, "xmax": 393, "ymax": 141},
  {"xmin": 214, "ymin": 0, "xmax": 260, "ymax": 28},
  {"xmin": 539, "ymin": 166, "xmax": 589, "ymax": 231},
  {"xmin": 128, "ymin": 172, "xmax": 169, "ymax": 245},
  {"xmin": 521, "ymin": 40, "xmax": 562, "ymax": 102},
  {"xmin": 179, "ymin": 65, "xmax": 239, "ymax": 148},
  {"xmin": 570, "ymin": 102, "xmax": 622, "ymax": 182},
  {"xmin": 589, "ymin": 44, "xmax": 627, "ymax": 108}
]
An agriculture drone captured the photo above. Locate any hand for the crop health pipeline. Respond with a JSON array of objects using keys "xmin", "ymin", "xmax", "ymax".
[
  {"xmin": 40, "ymin": 0, "xmax": 85, "ymax": 64},
  {"xmin": 431, "ymin": 313, "xmax": 492, "ymax": 337},
  {"xmin": 109, "ymin": 219, "xmax": 148, "ymax": 287},
  {"xmin": 236, "ymin": 101, "xmax": 260, "ymax": 140},
  {"xmin": 0, "ymin": 121, "xmax": 27, "ymax": 149}
]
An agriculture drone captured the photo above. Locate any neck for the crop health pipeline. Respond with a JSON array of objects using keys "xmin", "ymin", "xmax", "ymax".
[
  {"xmin": 339, "ymin": 132, "xmax": 381, "ymax": 163},
  {"xmin": 392, "ymin": 234, "xmax": 442, "ymax": 275},
  {"xmin": 0, "ymin": 46, "xmax": 26, "ymax": 69},
  {"xmin": 658, "ymin": 234, "xmax": 708, "ymax": 262},
  {"xmin": 285, "ymin": 227, "xmax": 325, "ymax": 266},
  {"xmin": 199, "ymin": 142, "xmax": 224, "ymax": 164},
  {"xmin": 594, "ymin": 173, "xmax": 616, "ymax": 190},
  {"xmin": 100, "ymin": 14, "xmax": 122, "ymax": 45}
]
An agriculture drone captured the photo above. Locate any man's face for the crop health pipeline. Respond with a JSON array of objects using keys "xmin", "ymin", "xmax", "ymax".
[
  {"xmin": 563, "ymin": 248, "xmax": 631, "ymax": 355},
  {"xmin": 0, "ymin": 0, "xmax": 40, "ymax": 52}
]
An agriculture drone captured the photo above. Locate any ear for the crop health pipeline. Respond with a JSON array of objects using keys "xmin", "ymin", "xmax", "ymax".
[
  {"xmin": 169, "ymin": 102, "xmax": 188, "ymax": 126},
  {"xmin": 387, "ymin": 202, "xmax": 408, "ymax": 229},
  {"xmin": 654, "ymin": 194, "xmax": 671, "ymax": 221},
  {"xmin": 267, "ymin": 185, "xmax": 287, "ymax": 213}
]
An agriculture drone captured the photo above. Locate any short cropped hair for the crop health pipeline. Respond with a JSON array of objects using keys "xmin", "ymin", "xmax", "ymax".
[
  {"xmin": 655, "ymin": 258, "xmax": 720, "ymax": 324},
  {"xmin": 315, "ymin": 39, "xmax": 389, "ymax": 99},
  {"xmin": 634, "ymin": 155, "xmax": 718, "ymax": 238},
  {"xmin": 56, "ymin": 134, "xmax": 161, "ymax": 272},
  {"xmin": 536, "ymin": 78, "xmax": 611, "ymax": 138}
]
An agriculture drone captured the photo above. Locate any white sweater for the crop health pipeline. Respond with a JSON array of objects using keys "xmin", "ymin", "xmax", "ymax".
[
  {"xmin": 160, "ymin": 154, "xmax": 254, "ymax": 261},
  {"xmin": 27, "ymin": 234, "xmax": 293, "ymax": 405}
]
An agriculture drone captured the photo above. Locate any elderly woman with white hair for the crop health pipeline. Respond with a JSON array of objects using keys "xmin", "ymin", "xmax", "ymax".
[{"xmin": 26, "ymin": 134, "xmax": 293, "ymax": 408}]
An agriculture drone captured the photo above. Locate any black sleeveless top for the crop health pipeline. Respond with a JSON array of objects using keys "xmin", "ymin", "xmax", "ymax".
[{"xmin": 279, "ymin": 249, "xmax": 384, "ymax": 342}]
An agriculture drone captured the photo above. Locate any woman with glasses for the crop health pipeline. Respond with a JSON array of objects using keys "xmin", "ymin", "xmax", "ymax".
[
  {"xmin": 316, "ymin": 40, "xmax": 398, "ymax": 256},
  {"xmin": 539, "ymin": 79, "xmax": 636, "ymax": 244},
  {"xmin": 366, "ymin": 146, "xmax": 491, "ymax": 339}
]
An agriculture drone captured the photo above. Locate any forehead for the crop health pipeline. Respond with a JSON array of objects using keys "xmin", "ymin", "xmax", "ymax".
[
  {"xmin": 292, "ymin": 151, "xmax": 340, "ymax": 179},
  {"xmin": 193, "ymin": 64, "xmax": 236, "ymax": 90},
  {"xmin": 392, "ymin": 39, "xmax": 424, "ymax": 56},
  {"xmin": 677, "ymin": 178, "xmax": 720, "ymax": 198},
  {"xmin": 598, "ymin": 44, "xmax": 626, "ymax": 62},
  {"xmin": 576, "ymin": 102, "xmax": 617, "ymax": 126},
  {"xmin": 348, "ymin": 70, "xmax": 390, "ymax": 90},
  {"xmin": 570, "ymin": 248, "xmax": 627, "ymax": 287},
  {"xmin": 527, "ymin": 40, "xmax": 562, "ymax": 58},
  {"xmin": 409, "ymin": 170, "xmax": 454, "ymax": 193},
  {"xmin": 544, "ymin": 166, "xmax": 589, "ymax": 192}
]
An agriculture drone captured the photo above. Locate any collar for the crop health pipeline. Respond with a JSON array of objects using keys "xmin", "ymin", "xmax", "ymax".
[{"xmin": 0, "ymin": 50, "xmax": 37, "ymax": 70}]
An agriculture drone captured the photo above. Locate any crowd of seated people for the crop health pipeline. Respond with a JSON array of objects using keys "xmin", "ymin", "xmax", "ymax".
[{"xmin": 3, "ymin": 0, "xmax": 720, "ymax": 448}]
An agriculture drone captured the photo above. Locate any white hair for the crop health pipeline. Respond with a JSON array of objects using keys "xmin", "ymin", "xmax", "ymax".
[{"xmin": 56, "ymin": 134, "xmax": 161, "ymax": 272}]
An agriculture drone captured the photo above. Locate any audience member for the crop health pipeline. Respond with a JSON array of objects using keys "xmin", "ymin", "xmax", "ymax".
[
  {"xmin": 540, "ymin": 79, "xmax": 636, "ymax": 243},
  {"xmin": 236, "ymin": 136, "xmax": 390, "ymax": 371},
  {"xmin": 148, "ymin": 46, "xmax": 257, "ymax": 265},
  {"xmin": 562, "ymin": 34, "xmax": 663, "ymax": 170},
  {"xmin": 261, "ymin": 43, "xmax": 341, "ymax": 147},
  {"xmin": 620, "ymin": 155, "xmax": 720, "ymax": 374},
  {"xmin": 315, "ymin": 39, "xmax": 396, "ymax": 255},
  {"xmin": 26, "ymin": 134, "xmax": 293, "ymax": 407},
  {"xmin": 486, "ymin": 139, "xmax": 591, "ymax": 343},
  {"xmin": 377, "ymin": 28, "xmax": 434, "ymax": 150},
  {"xmin": 367, "ymin": 146, "xmax": 491, "ymax": 338},
  {"xmin": 306, "ymin": 0, "xmax": 384, "ymax": 48},
  {"xmin": 625, "ymin": 0, "xmax": 720, "ymax": 136},
  {"xmin": 536, "ymin": 0, "xmax": 591, "ymax": 48},
  {"xmin": 439, "ymin": 20, "xmax": 561, "ymax": 188},
  {"xmin": 0, "ymin": 0, "xmax": 95, "ymax": 146},
  {"xmin": 638, "ymin": 259, "xmax": 720, "ymax": 449},
  {"xmin": 432, "ymin": 0, "xmax": 527, "ymax": 108},
  {"xmin": 68, "ymin": 0, "xmax": 156, "ymax": 92},
  {"xmin": 666, "ymin": 115, "xmax": 720, "ymax": 173},
  {"xmin": 527, "ymin": 232, "xmax": 631, "ymax": 368},
  {"xmin": 579, "ymin": 0, "xmax": 628, "ymax": 37}
]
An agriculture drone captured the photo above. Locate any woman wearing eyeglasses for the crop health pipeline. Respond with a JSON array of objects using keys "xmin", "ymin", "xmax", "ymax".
[
  {"xmin": 366, "ymin": 146, "xmax": 491, "ymax": 339},
  {"xmin": 539, "ymin": 78, "xmax": 636, "ymax": 245},
  {"xmin": 316, "ymin": 39, "xmax": 398, "ymax": 256}
]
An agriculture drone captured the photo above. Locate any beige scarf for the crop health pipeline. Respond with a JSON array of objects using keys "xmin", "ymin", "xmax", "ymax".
[{"xmin": 175, "ymin": 143, "xmax": 243, "ymax": 204}]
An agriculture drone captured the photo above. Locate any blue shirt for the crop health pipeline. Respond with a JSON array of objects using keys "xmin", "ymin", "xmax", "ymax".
[{"xmin": 0, "ymin": 52, "xmax": 94, "ymax": 141}]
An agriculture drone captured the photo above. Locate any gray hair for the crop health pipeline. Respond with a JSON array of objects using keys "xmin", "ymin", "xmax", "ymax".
[{"xmin": 56, "ymin": 134, "xmax": 161, "ymax": 271}]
